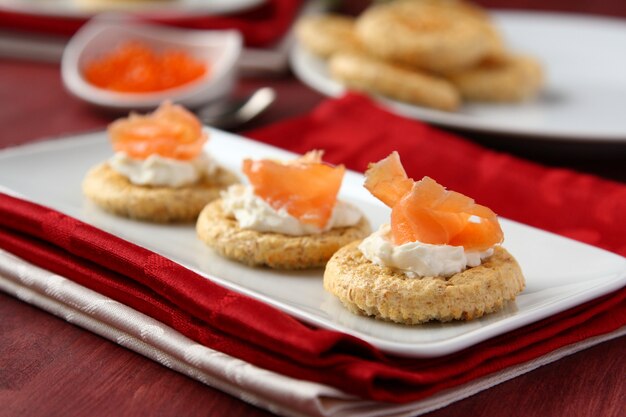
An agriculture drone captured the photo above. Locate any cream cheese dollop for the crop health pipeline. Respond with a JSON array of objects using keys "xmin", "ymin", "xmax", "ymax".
[
  {"xmin": 221, "ymin": 184, "xmax": 362, "ymax": 236},
  {"xmin": 109, "ymin": 152, "xmax": 216, "ymax": 188},
  {"xmin": 358, "ymin": 224, "xmax": 494, "ymax": 278}
]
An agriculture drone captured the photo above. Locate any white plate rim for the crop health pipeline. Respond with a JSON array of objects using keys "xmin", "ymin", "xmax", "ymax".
[{"xmin": 0, "ymin": 0, "xmax": 266, "ymax": 18}]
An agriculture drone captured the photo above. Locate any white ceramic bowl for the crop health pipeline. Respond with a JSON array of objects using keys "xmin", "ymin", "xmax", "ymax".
[{"xmin": 61, "ymin": 16, "xmax": 242, "ymax": 111}]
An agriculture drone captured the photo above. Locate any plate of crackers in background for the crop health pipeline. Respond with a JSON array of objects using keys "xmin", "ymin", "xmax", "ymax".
[{"xmin": 291, "ymin": 0, "xmax": 626, "ymax": 142}]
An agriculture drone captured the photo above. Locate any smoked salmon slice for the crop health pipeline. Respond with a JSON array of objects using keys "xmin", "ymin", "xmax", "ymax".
[
  {"xmin": 363, "ymin": 151, "xmax": 413, "ymax": 207},
  {"xmin": 365, "ymin": 152, "xmax": 503, "ymax": 251},
  {"xmin": 242, "ymin": 151, "xmax": 345, "ymax": 228},
  {"xmin": 108, "ymin": 101, "xmax": 207, "ymax": 161}
]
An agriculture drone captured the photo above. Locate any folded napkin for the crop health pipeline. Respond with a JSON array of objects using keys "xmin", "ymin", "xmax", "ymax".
[
  {"xmin": 1, "ymin": 248, "xmax": 623, "ymax": 417},
  {"xmin": 0, "ymin": 0, "xmax": 302, "ymax": 47},
  {"xmin": 0, "ymin": 95, "xmax": 625, "ymax": 407},
  {"xmin": 0, "ymin": 192, "xmax": 624, "ymax": 406}
]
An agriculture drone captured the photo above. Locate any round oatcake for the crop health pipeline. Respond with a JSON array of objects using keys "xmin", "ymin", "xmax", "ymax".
[
  {"xmin": 329, "ymin": 51, "xmax": 460, "ymax": 111},
  {"xmin": 295, "ymin": 14, "xmax": 363, "ymax": 58},
  {"xmin": 196, "ymin": 199, "xmax": 371, "ymax": 269},
  {"xmin": 355, "ymin": 1, "xmax": 492, "ymax": 73},
  {"xmin": 324, "ymin": 241, "xmax": 525, "ymax": 324},
  {"xmin": 82, "ymin": 163, "xmax": 238, "ymax": 223},
  {"xmin": 447, "ymin": 54, "xmax": 543, "ymax": 102}
]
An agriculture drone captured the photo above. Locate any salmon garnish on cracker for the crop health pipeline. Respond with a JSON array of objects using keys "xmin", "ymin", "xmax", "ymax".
[
  {"xmin": 108, "ymin": 101, "xmax": 207, "ymax": 161},
  {"xmin": 242, "ymin": 151, "xmax": 345, "ymax": 229},
  {"xmin": 365, "ymin": 151, "xmax": 503, "ymax": 250}
]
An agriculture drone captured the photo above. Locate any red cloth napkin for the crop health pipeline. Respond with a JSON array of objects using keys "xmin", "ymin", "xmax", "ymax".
[
  {"xmin": 0, "ymin": 0, "xmax": 302, "ymax": 47},
  {"xmin": 0, "ymin": 94, "xmax": 625, "ymax": 403},
  {"xmin": 0, "ymin": 192, "xmax": 624, "ymax": 403}
]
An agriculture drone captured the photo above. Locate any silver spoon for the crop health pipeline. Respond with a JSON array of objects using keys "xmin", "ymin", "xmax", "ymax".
[{"xmin": 196, "ymin": 87, "xmax": 276, "ymax": 130}]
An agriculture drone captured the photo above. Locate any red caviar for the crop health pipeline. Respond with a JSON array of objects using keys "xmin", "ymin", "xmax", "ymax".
[{"xmin": 84, "ymin": 41, "xmax": 208, "ymax": 93}]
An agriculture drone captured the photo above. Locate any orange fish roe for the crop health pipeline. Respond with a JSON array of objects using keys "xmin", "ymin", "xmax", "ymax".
[{"xmin": 84, "ymin": 41, "xmax": 208, "ymax": 93}]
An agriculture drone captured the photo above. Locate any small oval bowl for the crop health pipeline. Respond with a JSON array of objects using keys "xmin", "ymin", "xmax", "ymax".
[{"xmin": 61, "ymin": 16, "xmax": 242, "ymax": 111}]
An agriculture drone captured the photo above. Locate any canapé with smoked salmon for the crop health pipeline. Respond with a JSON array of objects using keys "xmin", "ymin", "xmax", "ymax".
[
  {"xmin": 324, "ymin": 152, "xmax": 525, "ymax": 324},
  {"xmin": 82, "ymin": 101, "xmax": 238, "ymax": 222},
  {"xmin": 196, "ymin": 151, "xmax": 371, "ymax": 269}
]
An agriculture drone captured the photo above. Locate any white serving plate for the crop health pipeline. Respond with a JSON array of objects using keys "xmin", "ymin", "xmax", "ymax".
[
  {"xmin": 290, "ymin": 11, "xmax": 626, "ymax": 142},
  {"xmin": 0, "ymin": 0, "xmax": 265, "ymax": 17},
  {"xmin": 0, "ymin": 131, "xmax": 624, "ymax": 357}
]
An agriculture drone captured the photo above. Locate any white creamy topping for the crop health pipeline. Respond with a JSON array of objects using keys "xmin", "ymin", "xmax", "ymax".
[
  {"xmin": 221, "ymin": 184, "xmax": 362, "ymax": 236},
  {"xmin": 109, "ymin": 152, "xmax": 216, "ymax": 187},
  {"xmin": 359, "ymin": 224, "xmax": 494, "ymax": 278}
]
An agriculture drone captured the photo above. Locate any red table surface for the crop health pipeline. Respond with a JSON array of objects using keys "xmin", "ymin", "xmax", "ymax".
[{"xmin": 0, "ymin": 1, "xmax": 625, "ymax": 416}]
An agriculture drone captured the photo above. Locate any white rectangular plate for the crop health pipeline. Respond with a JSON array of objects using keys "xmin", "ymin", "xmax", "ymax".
[{"xmin": 1, "ymin": 131, "xmax": 625, "ymax": 357}]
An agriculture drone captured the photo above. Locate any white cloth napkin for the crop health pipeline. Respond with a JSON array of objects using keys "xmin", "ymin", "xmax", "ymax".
[{"xmin": 1, "ymin": 248, "xmax": 623, "ymax": 417}]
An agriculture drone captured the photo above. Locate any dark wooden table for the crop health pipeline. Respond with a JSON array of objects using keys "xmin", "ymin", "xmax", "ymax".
[{"xmin": 1, "ymin": 1, "xmax": 625, "ymax": 416}]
